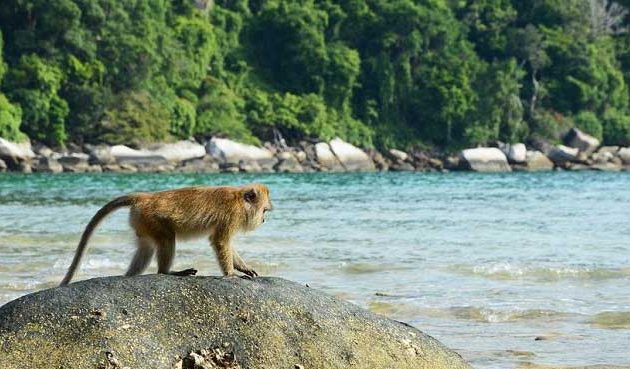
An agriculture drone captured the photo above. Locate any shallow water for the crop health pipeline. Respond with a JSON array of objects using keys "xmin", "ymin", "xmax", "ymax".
[{"xmin": 0, "ymin": 171, "xmax": 628, "ymax": 368}]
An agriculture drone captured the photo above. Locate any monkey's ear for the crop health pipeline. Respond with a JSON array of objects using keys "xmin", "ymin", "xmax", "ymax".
[{"xmin": 244, "ymin": 189, "xmax": 257, "ymax": 203}]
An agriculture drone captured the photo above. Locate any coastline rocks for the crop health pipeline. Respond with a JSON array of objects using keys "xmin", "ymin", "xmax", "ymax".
[
  {"xmin": 274, "ymin": 152, "xmax": 304, "ymax": 173},
  {"xmin": 32, "ymin": 157, "xmax": 63, "ymax": 173},
  {"xmin": 459, "ymin": 147, "xmax": 511, "ymax": 172},
  {"xmin": 57, "ymin": 153, "xmax": 90, "ymax": 172},
  {"xmin": 207, "ymin": 138, "xmax": 276, "ymax": 171},
  {"xmin": 175, "ymin": 156, "xmax": 220, "ymax": 173},
  {"xmin": 144, "ymin": 140, "xmax": 206, "ymax": 162},
  {"xmin": 547, "ymin": 145, "xmax": 580, "ymax": 166},
  {"xmin": 523, "ymin": 150, "xmax": 554, "ymax": 171},
  {"xmin": 564, "ymin": 128, "xmax": 600, "ymax": 155},
  {"xmin": 329, "ymin": 138, "xmax": 375, "ymax": 171},
  {"xmin": 504, "ymin": 143, "xmax": 527, "ymax": 164},
  {"xmin": 314, "ymin": 142, "xmax": 344, "ymax": 171},
  {"xmin": 110, "ymin": 145, "xmax": 170, "ymax": 168},
  {"xmin": 0, "ymin": 276, "xmax": 471, "ymax": 369},
  {"xmin": 86, "ymin": 144, "xmax": 116, "ymax": 165},
  {"xmin": 0, "ymin": 159, "xmax": 6, "ymax": 172},
  {"xmin": 388, "ymin": 149, "xmax": 409, "ymax": 162},
  {"xmin": 619, "ymin": 147, "xmax": 630, "ymax": 165},
  {"xmin": 0, "ymin": 138, "xmax": 35, "ymax": 170}
]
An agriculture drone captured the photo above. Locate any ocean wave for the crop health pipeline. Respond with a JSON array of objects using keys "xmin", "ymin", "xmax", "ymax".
[
  {"xmin": 448, "ymin": 263, "xmax": 630, "ymax": 281},
  {"xmin": 367, "ymin": 301, "xmax": 569, "ymax": 323},
  {"xmin": 338, "ymin": 262, "xmax": 411, "ymax": 274},
  {"xmin": 447, "ymin": 306, "xmax": 569, "ymax": 323},
  {"xmin": 590, "ymin": 311, "xmax": 630, "ymax": 329}
]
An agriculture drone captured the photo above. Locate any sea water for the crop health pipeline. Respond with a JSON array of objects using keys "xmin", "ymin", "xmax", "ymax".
[{"xmin": 0, "ymin": 171, "xmax": 628, "ymax": 369}]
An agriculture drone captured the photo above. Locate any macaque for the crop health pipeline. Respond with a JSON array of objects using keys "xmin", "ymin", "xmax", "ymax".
[{"xmin": 60, "ymin": 183, "xmax": 272, "ymax": 286}]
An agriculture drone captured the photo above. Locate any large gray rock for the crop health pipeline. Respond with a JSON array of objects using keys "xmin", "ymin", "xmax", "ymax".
[
  {"xmin": 314, "ymin": 142, "xmax": 344, "ymax": 171},
  {"xmin": 619, "ymin": 147, "xmax": 630, "ymax": 165},
  {"xmin": 32, "ymin": 157, "xmax": 63, "ymax": 173},
  {"xmin": 523, "ymin": 151, "xmax": 554, "ymax": 171},
  {"xmin": 564, "ymin": 128, "xmax": 600, "ymax": 155},
  {"xmin": 504, "ymin": 143, "xmax": 527, "ymax": 164},
  {"xmin": 0, "ymin": 137, "xmax": 35, "ymax": 170},
  {"xmin": 547, "ymin": 145, "xmax": 580, "ymax": 165},
  {"xmin": 145, "ymin": 140, "xmax": 206, "ymax": 162},
  {"xmin": 388, "ymin": 149, "xmax": 409, "ymax": 162},
  {"xmin": 329, "ymin": 138, "xmax": 375, "ymax": 171},
  {"xmin": 459, "ymin": 147, "xmax": 511, "ymax": 172},
  {"xmin": 110, "ymin": 145, "xmax": 170, "ymax": 167},
  {"xmin": 175, "ymin": 156, "xmax": 220, "ymax": 173},
  {"xmin": 0, "ymin": 276, "xmax": 470, "ymax": 369},
  {"xmin": 86, "ymin": 144, "xmax": 117, "ymax": 165},
  {"xmin": 274, "ymin": 152, "xmax": 304, "ymax": 173},
  {"xmin": 206, "ymin": 138, "xmax": 276, "ymax": 170},
  {"xmin": 57, "ymin": 153, "xmax": 90, "ymax": 173}
]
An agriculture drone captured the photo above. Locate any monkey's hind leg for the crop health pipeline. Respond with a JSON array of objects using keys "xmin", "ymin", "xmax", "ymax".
[
  {"xmin": 125, "ymin": 237, "xmax": 155, "ymax": 276},
  {"xmin": 156, "ymin": 235, "xmax": 197, "ymax": 277}
]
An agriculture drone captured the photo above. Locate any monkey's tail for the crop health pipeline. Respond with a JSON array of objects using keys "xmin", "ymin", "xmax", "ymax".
[{"xmin": 60, "ymin": 195, "xmax": 135, "ymax": 286}]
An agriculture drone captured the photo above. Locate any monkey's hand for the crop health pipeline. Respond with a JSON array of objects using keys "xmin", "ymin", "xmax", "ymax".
[{"xmin": 169, "ymin": 268, "xmax": 198, "ymax": 277}]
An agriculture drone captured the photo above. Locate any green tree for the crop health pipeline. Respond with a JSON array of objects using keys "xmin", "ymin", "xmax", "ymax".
[{"xmin": 0, "ymin": 30, "xmax": 25, "ymax": 142}]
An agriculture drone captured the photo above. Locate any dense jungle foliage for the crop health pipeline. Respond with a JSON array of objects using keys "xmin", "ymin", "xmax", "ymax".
[{"xmin": 2, "ymin": 0, "xmax": 630, "ymax": 149}]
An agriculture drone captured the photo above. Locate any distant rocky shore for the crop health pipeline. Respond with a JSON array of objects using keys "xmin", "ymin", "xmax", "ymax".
[{"xmin": 1, "ymin": 128, "xmax": 629, "ymax": 174}]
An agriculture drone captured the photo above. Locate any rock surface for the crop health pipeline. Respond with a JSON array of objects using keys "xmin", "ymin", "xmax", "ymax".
[
  {"xmin": 145, "ymin": 140, "xmax": 206, "ymax": 162},
  {"xmin": 206, "ymin": 138, "xmax": 275, "ymax": 168},
  {"xmin": 564, "ymin": 128, "xmax": 600, "ymax": 155},
  {"xmin": 548, "ymin": 145, "xmax": 580, "ymax": 165},
  {"xmin": 314, "ymin": 142, "xmax": 343, "ymax": 171},
  {"xmin": 524, "ymin": 150, "xmax": 554, "ymax": 171},
  {"xmin": 110, "ymin": 145, "xmax": 169, "ymax": 167},
  {"xmin": 329, "ymin": 138, "xmax": 375, "ymax": 171},
  {"xmin": 0, "ymin": 138, "xmax": 35, "ymax": 169},
  {"xmin": 32, "ymin": 157, "xmax": 63, "ymax": 173},
  {"xmin": 459, "ymin": 148, "xmax": 511, "ymax": 172},
  {"xmin": 0, "ymin": 276, "xmax": 470, "ymax": 369},
  {"xmin": 505, "ymin": 143, "xmax": 527, "ymax": 164}
]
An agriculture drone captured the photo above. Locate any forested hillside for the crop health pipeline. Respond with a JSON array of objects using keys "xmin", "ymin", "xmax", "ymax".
[{"xmin": 1, "ymin": 0, "xmax": 630, "ymax": 150}]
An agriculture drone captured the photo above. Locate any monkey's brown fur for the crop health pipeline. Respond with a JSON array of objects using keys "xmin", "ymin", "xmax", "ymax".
[{"xmin": 60, "ymin": 183, "xmax": 272, "ymax": 286}]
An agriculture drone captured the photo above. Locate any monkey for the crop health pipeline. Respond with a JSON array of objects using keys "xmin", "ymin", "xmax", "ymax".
[{"xmin": 59, "ymin": 183, "xmax": 272, "ymax": 286}]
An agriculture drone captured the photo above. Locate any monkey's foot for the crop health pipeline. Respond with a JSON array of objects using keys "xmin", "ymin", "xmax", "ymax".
[
  {"xmin": 169, "ymin": 268, "xmax": 198, "ymax": 277},
  {"xmin": 223, "ymin": 273, "xmax": 255, "ymax": 280},
  {"xmin": 240, "ymin": 268, "xmax": 259, "ymax": 278}
]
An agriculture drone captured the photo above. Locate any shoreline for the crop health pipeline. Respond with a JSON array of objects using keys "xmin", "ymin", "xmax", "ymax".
[{"xmin": 1, "ymin": 130, "xmax": 629, "ymax": 175}]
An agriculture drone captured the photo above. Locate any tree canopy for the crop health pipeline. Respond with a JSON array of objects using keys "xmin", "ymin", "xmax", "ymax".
[{"xmin": 1, "ymin": 0, "xmax": 629, "ymax": 148}]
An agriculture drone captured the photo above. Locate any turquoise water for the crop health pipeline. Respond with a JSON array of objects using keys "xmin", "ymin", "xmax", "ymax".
[{"xmin": 0, "ymin": 172, "xmax": 629, "ymax": 368}]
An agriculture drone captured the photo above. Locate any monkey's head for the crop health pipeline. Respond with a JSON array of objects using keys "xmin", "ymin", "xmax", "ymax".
[{"xmin": 242, "ymin": 183, "xmax": 272, "ymax": 231}]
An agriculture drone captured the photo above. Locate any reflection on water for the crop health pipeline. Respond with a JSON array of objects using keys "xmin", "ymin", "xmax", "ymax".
[{"xmin": 0, "ymin": 171, "xmax": 629, "ymax": 369}]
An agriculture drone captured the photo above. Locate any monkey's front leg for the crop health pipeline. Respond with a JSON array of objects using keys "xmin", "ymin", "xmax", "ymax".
[
  {"xmin": 233, "ymin": 249, "xmax": 258, "ymax": 278},
  {"xmin": 210, "ymin": 231, "xmax": 236, "ymax": 277}
]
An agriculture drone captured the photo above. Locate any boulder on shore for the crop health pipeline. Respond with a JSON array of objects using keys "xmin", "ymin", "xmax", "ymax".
[
  {"xmin": 459, "ymin": 147, "xmax": 511, "ymax": 172},
  {"xmin": 563, "ymin": 128, "xmax": 600, "ymax": 155},
  {"xmin": 0, "ymin": 276, "xmax": 471, "ymax": 369},
  {"xmin": 0, "ymin": 138, "xmax": 35, "ymax": 169},
  {"xmin": 110, "ymin": 145, "xmax": 170, "ymax": 167},
  {"xmin": 206, "ymin": 138, "xmax": 276, "ymax": 171},
  {"xmin": 314, "ymin": 142, "xmax": 344, "ymax": 171},
  {"xmin": 144, "ymin": 140, "xmax": 206, "ymax": 162},
  {"xmin": 547, "ymin": 145, "xmax": 580, "ymax": 165},
  {"xmin": 329, "ymin": 138, "xmax": 375, "ymax": 171},
  {"xmin": 523, "ymin": 150, "xmax": 554, "ymax": 171},
  {"xmin": 504, "ymin": 143, "xmax": 527, "ymax": 164}
]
